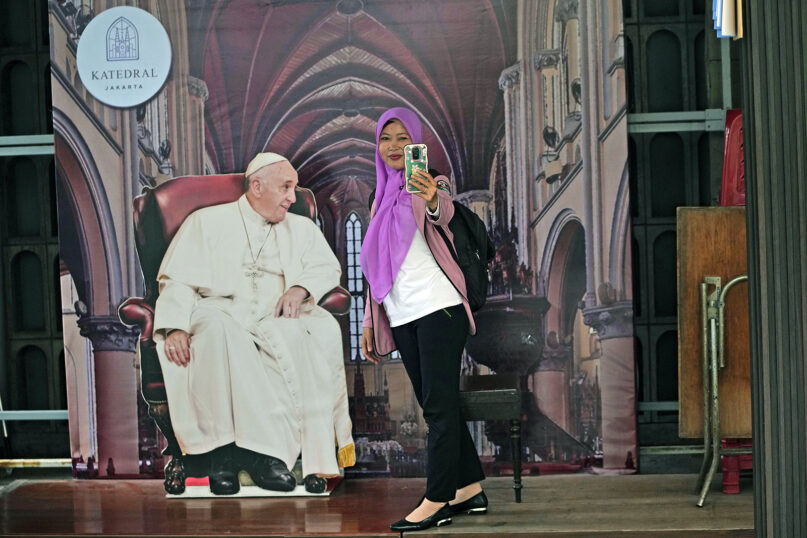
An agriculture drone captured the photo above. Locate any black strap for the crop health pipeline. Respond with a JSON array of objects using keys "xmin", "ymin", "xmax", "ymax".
[{"xmin": 434, "ymin": 219, "xmax": 459, "ymax": 264}]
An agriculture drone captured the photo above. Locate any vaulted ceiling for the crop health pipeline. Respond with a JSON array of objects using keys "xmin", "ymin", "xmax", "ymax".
[{"xmin": 187, "ymin": 0, "xmax": 517, "ymax": 197}]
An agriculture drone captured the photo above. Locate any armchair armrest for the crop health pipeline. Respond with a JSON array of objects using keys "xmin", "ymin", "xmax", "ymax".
[
  {"xmin": 120, "ymin": 287, "xmax": 347, "ymax": 338},
  {"xmin": 119, "ymin": 297, "xmax": 155, "ymax": 342},
  {"xmin": 119, "ymin": 297, "xmax": 165, "ymax": 402},
  {"xmin": 317, "ymin": 286, "xmax": 351, "ymax": 316}
]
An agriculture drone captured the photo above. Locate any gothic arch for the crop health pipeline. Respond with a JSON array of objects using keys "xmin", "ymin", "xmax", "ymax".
[
  {"xmin": 52, "ymin": 109, "xmax": 122, "ymax": 315},
  {"xmin": 540, "ymin": 210, "xmax": 586, "ymax": 336}
]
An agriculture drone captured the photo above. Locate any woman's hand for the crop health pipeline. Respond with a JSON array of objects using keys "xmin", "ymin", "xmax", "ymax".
[
  {"xmin": 361, "ymin": 327, "xmax": 383, "ymax": 364},
  {"xmin": 409, "ymin": 169, "xmax": 438, "ymax": 212}
]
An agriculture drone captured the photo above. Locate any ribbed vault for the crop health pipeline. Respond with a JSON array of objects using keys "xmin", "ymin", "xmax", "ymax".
[{"xmin": 188, "ymin": 0, "xmax": 516, "ymax": 197}]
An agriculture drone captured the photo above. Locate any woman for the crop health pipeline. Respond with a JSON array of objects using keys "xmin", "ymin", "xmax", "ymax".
[{"xmin": 360, "ymin": 107, "xmax": 486, "ymax": 531}]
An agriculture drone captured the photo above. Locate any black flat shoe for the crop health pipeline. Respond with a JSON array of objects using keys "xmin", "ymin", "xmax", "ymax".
[
  {"xmin": 303, "ymin": 474, "xmax": 327, "ymax": 493},
  {"xmin": 244, "ymin": 451, "xmax": 296, "ymax": 492},
  {"xmin": 209, "ymin": 470, "xmax": 239, "ymax": 495},
  {"xmin": 450, "ymin": 490, "xmax": 488, "ymax": 515},
  {"xmin": 209, "ymin": 445, "xmax": 239, "ymax": 495},
  {"xmin": 389, "ymin": 503, "xmax": 453, "ymax": 532}
]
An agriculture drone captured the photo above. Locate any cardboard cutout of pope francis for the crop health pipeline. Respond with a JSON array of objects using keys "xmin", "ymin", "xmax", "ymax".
[{"xmin": 153, "ymin": 153, "xmax": 354, "ymax": 495}]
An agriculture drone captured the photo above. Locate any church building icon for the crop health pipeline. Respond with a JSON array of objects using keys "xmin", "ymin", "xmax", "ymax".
[{"xmin": 106, "ymin": 17, "xmax": 139, "ymax": 61}]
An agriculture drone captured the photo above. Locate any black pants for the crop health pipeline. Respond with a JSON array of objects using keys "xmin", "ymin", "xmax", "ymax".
[{"xmin": 391, "ymin": 304, "xmax": 485, "ymax": 502}]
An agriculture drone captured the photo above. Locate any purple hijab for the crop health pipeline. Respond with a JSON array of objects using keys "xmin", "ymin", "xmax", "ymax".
[{"xmin": 360, "ymin": 107, "xmax": 423, "ymax": 304}]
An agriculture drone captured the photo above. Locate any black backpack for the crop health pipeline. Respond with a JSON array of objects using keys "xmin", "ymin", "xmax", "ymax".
[{"xmin": 437, "ymin": 201, "xmax": 495, "ymax": 311}]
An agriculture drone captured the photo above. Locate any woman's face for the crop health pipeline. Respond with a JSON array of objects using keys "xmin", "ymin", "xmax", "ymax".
[{"xmin": 378, "ymin": 119, "xmax": 411, "ymax": 171}]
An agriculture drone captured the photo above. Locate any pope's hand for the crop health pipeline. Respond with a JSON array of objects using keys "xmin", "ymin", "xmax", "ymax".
[
  {"xmin": 361, "ymin": 327, "xmax": 382, "ymax": 364},
  {"xmin": 165, "ymin": 329, "xmax": 191, "ymax": 367},
  {"xmin": 275, "ymin": 285, "xmax": 309, "ymax": 318}
]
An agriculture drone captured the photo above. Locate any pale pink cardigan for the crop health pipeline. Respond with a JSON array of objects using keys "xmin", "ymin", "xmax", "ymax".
[{"xmin": 362, "ymin": 180, "xmax": 476, "ymax": 356}]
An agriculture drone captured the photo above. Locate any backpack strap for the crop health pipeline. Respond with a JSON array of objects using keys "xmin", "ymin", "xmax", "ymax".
[{"xmin": 435, "ymin": 219, "xmax": 459, "ymax": 263}]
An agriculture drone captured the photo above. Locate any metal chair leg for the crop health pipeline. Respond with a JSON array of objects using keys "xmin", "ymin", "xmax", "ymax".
[
  {"xmin": 695, "ymin": 282, "xmax": 712, "ymax": 493},
  {"xmin": 697, "ymin": 318, "xmax": 722, "ymax": 508},
  {"xmin": 695, "ymin": 429, "xmax": 713, "ymax": 493},
  {"xmin": 511, "ymin": 418, "xmax": 522, "ymax": 503},
  {"xmin": 696, "ymin": 425, "xmax": 721, "ymax": 507},
  {"xmin": 695, "ymin": 441, "xmax": 712, "ymax": 493}
]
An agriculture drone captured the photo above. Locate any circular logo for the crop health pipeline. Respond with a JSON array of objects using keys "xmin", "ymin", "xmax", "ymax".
[{"xmin": 76, "ymin": 6, "xmax": 172, "ymax": 108}]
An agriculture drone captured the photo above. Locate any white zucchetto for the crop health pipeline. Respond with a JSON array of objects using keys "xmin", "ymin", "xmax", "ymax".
[{"xmin": 245, "ymin": 152, "xmax": 288, "ymax": 178}]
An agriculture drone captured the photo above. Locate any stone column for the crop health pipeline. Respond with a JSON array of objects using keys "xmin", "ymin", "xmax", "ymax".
[
  {"xmin": 78, "ymin": 315, "xmax": 140, "ymax": 476},
  {"xmin": 533, "ymin": 49, "xmax": 561, "ymax": 212},
  {"xmin": 577, "ymin": 0, "xmax": 598, "ymax": 308},
  {"xmin": 186, "ymin": 75, "xmax": 209, "ymax": 175},
  {"xmin": 455, "ymin": 189, "xmax": 493, "ymax": 224},
  {"xmin": 499, "ymin": 63, "xmax": 526, "ymax": 261},
  {"xmin": 583, "ymin": 301, "xmax": 635, "ymax": 469},
  {"xmin": 555, "ymin": 0, "xmax": 580, "ymax": 24},
  {"xmin": 515, "ymin": 50, "xmax": 535, "ymax": 264},
  {"xmin": 125, "ymin": 107, "xmax": 139, "ymax": 297},
  {"xmin": 532, "ymin": 340, "xmax": 572, "ymax": 431},
  {"xmin": 741, "ymin": 2, "xmax": 807, "ymax": 535}
]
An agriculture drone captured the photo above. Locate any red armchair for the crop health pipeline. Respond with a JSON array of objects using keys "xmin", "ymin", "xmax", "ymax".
[{"xmin": 118, "ymin": 174, "xmax": 350, "ymax": 493}]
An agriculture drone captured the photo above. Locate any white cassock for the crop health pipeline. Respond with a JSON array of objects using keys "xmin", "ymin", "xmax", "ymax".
[{"xmin": 153, "ymin": 195, "xmax": 354, "ymax": 477}]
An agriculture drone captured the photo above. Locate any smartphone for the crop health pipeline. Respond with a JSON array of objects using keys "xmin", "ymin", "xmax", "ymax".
[{"xmin": 404, "ymin": 143, "xmax": 428, "ymax": 193}]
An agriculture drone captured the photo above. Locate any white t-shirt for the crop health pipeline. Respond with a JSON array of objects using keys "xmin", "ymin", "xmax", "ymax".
[{"xmin": 382, "ymin": 227, "xmax": 463, "ymax": 327}]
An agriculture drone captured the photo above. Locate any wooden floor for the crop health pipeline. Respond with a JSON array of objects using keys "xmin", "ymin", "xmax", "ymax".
[{"xmin": 0, "ymin": 474, "xmax": 753, "ymax": 537}]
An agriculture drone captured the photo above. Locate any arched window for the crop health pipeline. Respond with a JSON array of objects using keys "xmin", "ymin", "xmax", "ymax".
[
  {"xmin": 17, "ymin": 345, "xmax": 49, "ymax": 410},
  {"xmin": 649, "ymin": 133, "xmax": 685, "ymax": 217},
  {"xmin": 646, "ymin": 30, "xmax": 683, "ymax": 112},
  {"xmin": 655, "ymin": 330, "xmax": 679, "ymax": 402},
  {"xmin": 344, "ymin": 213, "xmax": 400, "ymax": 361},
  {"xmin": 6, "ymin": 157, "xmax": 42, "ymax": 237},
  {"xmin": 345, "ymin": 212, "xmax": 364, "ymax": 361},
  {"xmin": 652, "ymin": 231, "xmax": 677, "ymax": 317},
  {"xmin": 12, "ymin": 250, "xmax": 46, "ymax": 331},
  {"xmin": 1, "ymin": 60, "xmax": 37, "ymax": 135},
  {"xmin": 0, "ymin": 0, "xmax": 33, "ymax": 48}
]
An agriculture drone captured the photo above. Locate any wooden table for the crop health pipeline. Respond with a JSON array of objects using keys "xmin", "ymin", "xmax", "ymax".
[{"xmin": 677, "ymin": 207, "xmax": 751, "ymax": 439}]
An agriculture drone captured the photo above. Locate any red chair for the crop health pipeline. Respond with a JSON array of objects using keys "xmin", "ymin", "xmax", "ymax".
[
  {"xmin": 716, "ymin": 111, "xmax": 753, "ymax": 494},
  {"xmin": 118, "ymin": 174, "xmax": 350, "ymax": 493},
  {"xmin": 719, "ymin": 109, "xmax": 745, "ymax": 206}
]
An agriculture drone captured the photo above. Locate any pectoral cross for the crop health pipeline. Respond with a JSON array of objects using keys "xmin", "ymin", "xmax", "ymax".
[
  {"xmin": 238, "ymin": 203, "xmax": 273, "ymax": 294},
  {"xmin": 246, "ymin": 265, "xmax": 262, "ymax": 293}
]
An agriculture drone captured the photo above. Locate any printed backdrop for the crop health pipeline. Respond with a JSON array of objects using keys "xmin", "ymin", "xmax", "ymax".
[{"xmin": 49, "ymin": 0, "xmax": 635, "ymax": 479}]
